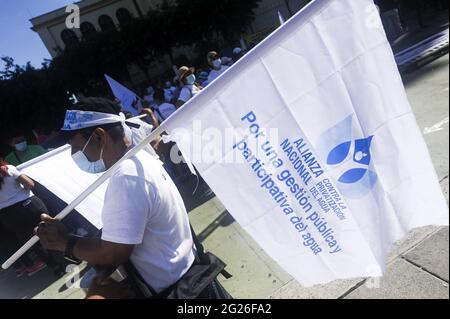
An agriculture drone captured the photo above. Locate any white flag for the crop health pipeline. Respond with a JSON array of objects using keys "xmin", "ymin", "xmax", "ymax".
[
  {"xmin": 105, "ymin": 74, "xmax": 142, "ymax": 116},
  {"xmin": 18, "ymin": 146, "xmax": 107, "ymax": 229},
  {"xmin": 163, "ymin": 0, "xmax": 449, "ymax": 286}
]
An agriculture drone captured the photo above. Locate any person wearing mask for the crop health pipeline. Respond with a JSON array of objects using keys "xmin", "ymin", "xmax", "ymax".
[
  {"xmin": 5, "ymin": 134, "xmax": 47, "ymax": 166},
  {"xmin": 35, "ymin": 98, "xmax": 231, "ymax": 299},
  {"xmin": 206, "ymin": 51, "xmax": 229, "ymax": 86},
  {"xmin": 143, "ymin": 86, "xmax": 156, "ymax": 108},
  {"xmin": 163, "ymin": 81, "xmax": 176, "ymax": 104},
  {"xmin": 197, "ymin": 71, "xmax": 210, "ymax": 87},
  {"xmin": 176, "ymin": 66, "xmax": 202, "ymax": 109},
  {"xmin": 0, "ymin": 160, "xmax": 48, "ymax": 277},
  {"xmin": 152, "ymin": 88, "xmax": 177, "ymax": 124}
]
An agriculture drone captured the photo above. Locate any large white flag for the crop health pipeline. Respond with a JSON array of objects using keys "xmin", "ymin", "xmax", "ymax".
[
  {"xmin": 18, "ymin": 146, "xmax": 107, "ymax": 229},
  {"xmin": 105, "ymin": 74, "xmax": 142, "ymax": 116},
  {"xmin": 163, "ymin": 0, "xmax": 449, "ymax": 286}
]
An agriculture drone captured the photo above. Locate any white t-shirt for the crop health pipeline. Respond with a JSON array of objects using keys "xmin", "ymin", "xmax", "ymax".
[
  {"xmin": 154, "ymin": 103, "xmax": 177, "ymax": 123},
  {"xmin": 207, "ymin": 65, "xmax": 229, "ymax": 84},
  {"xmin": 178, "ymin": 85, "xmax": 201, "ymax": 103},
  {"xmin": 143, "ymin": 94, "xmax": 154, "ymax": 104},
  {"xmin": 101, "ymin": 152, "xmax": 195, "ymax": 293},
  {"xmin": 0, "ymin": 166, "xmax": 32, "ymax": 210},
  {"xmin": 164, "ymin": 88, "xmax": 176, "ymax": 103},
  {"xmin": 126, "ymin": 117, "xmax": 159, "ymax": 159}
]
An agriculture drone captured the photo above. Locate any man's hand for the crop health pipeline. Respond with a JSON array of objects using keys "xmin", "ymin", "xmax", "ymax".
[{"xmin": 34, "ymin": 214, "xmax": 69, "ymax": 252}]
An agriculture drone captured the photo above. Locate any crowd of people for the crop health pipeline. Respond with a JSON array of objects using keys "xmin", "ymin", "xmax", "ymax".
[
  {"xmin": 0, "ymin": 47, "xmax": 245, "ymax": 299},
  {"xmin": 135, "ymin": 48, "xmax": 245, "ymax": 122}
]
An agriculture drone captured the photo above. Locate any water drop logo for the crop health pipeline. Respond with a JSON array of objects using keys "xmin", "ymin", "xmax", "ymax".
[{"xmin": 316, "ymin": 115, "xmax": 378, "ymax": 199}]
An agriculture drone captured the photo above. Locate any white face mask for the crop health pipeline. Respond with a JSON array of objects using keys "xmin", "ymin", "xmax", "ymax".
[
  {"xmin": 212, "ymin": 59, "xmax": 222, "ymax": 69},
  {"xmin": 71, "ymin": 134, "xmax": 106, "ymax": 174},
  {"xmin": 185, "ymin": 74, "xmax": 196, "ymax": 85},
  {"xmin": 15, "ymin": 141, "xmax": 28, "ymax": 152}
]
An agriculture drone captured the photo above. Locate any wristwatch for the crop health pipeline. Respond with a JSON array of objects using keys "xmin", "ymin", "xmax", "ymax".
[{"xmin": 64, "ymin": 235, "xmax": 81, "ymax": 264}]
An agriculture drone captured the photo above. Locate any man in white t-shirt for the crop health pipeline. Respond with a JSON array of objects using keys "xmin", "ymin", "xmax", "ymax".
[
  {"xmin": 152, "ymin": 88, "xmax": 177, "ymax": 123},
  {"xmin": 205, "ymin": 51, "xmax": 229, "ymax": 86},
  {"xmin": 35, "ymin": 98, "xmax": 195, "ymax": 298},
  {"xmin": 176, "ymin": 66, "xmax": 202, "ymax": 108}
]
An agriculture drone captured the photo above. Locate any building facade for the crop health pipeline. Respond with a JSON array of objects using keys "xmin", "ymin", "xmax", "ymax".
[
  {"xmin": 30, "ymin": 0, "xmax": 311, "ymax": 85},
  {"xmin": 30, "ymin": 0, "xmax": 311, "ymax": 58},
  {"xmin": 30, "ymin": 0, "xmax": 160, "ymax": 57}
]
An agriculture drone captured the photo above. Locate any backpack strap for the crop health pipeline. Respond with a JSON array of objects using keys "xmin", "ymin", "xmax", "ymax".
[
  {"xmin": 124, "ymin": 222, "xmax": 232, "ymax": 298},
  {"xmin": 190, "ymin": 224, "xmax": 232, "ymax": 279}
]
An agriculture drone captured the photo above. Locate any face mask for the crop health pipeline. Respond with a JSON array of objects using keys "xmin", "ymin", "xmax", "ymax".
[
  {"xmin": 185, "ymin": 74, "xmax": 196, "ymax": 85},
  {"xmin": 71, "ymin": 134, "xmax": 106, "ymax": 174},
  {"xmin": 15, "ymin": 141, "xmax": 28, "ymax": 152},
  {"xmin": 213, "ymin": 59, "xmax": 222, "ymax": 69}
]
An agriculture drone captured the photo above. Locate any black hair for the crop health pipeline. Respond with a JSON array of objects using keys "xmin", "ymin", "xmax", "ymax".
[
  {"xmin": 7, "ymin": 131, "xmax": 25, "ymax": 143},
  {"xmin": 73, "ymin": 97, "xmax": 122, "ymax": 115},
  {"xmin": 79, "ymin": 124, "xmax": 124, "ymax": 143}
]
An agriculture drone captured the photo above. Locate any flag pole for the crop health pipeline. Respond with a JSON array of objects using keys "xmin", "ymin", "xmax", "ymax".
[{"xmin": 1, "ymin": 124, "xmax": 166, "ymax": 270}]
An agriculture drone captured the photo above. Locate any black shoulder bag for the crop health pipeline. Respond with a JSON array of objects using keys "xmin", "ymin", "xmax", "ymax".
[{"xmin": 124, "ymin": 224, "xmax": 232, "ymax": 299}]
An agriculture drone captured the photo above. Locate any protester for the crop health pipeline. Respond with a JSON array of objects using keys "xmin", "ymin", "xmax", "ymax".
[
  {"xmin": 140, "ymin": 101, "xmax": 161, "ymax": 129},
  {"xmin": 152, "ymin": 88, "xmax": 177, "ymax": 124},
  {"xmin": 0, "ymin": 160, "xmax": 47, "ymax": 277},
  {"xmin": 34, "ymin": 98, "xmax": 230, "ymax": 299},
  {"xmin": 130, "ymin": 96, "xmax": 144, "ymax": 114},
  {"xmin": 205, "ymin": 51, "xmax": 229, "ymax": 85},
  {"xmin": 232, "ymin": 47, "xmax": 245, "ymax": 62},
  {"xmin": 5, "ymin": 133, "xmax": 47, "ymax": 166},
  {"xmin": 32, "ymin": 129, "xmax": 50, "ymax": 146},
  {"xmin": 176, "ymin": 66, "xmax": 202, "ymax": 108},
  {"xmin": 197, "ymin": 71, "xmax": 210, "ymax": 87},
  {"xmin": 143, "ymin": 86, "xmax": 156, "ymax": 108},
  {"xmin": 163, "ymin": 80, "xmax": 176, "ymax": 103}
]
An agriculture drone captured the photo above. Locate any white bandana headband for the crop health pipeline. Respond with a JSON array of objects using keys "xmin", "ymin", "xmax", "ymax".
[
  {"xmin": 62, "ymin": 110, "xmax": 133, "ymax": 143},
  {"xmin": 62, "ymin": 110, "xmax": 127, "ymax": 131}
]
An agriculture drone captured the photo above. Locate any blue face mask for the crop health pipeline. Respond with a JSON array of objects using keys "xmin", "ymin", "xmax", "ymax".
[
  {"xmin": 71, "ymin": 134, "xmax": 106, "ymax": 174},
  {"xmin": 15, "ymin": 141, "xmax": 28, "ymax": 152},
  {"xmin": 185, "ymin": 74, "xmax": 196, "ymax": 85},
  {"xmin": 212, "ymin": 59, "xmax": 222, "ymax": 69}
]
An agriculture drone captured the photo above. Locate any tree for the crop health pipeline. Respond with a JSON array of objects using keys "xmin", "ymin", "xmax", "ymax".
[
  {"xmin": 0, "ymin": 57, "xmax": 70, "ymax": 145},
  {"xmin": 0, "ymin": 0, "xmax": 263, "ymax": 152}
]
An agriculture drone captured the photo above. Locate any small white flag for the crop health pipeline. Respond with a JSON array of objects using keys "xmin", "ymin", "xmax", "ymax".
[{"xmin": 105, "ymin": 74, "xmax": 142, "ymax": 116}]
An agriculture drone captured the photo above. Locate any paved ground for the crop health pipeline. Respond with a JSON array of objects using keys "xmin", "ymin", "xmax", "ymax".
[{"xmin": 0, "ymin": 54, "xmax": 448, "ymax": 300}]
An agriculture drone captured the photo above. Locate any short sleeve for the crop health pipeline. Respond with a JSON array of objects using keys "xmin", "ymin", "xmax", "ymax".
[
  {"xmin": 178, "ymin": 88, "xmax": 191, "ymax": 103},
  {"xmin": 101, "ymin": 173, "xmax": 154, "ymax": 245}
]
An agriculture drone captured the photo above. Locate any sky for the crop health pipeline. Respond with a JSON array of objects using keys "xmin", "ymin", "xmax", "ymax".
[{"xmin": 0, "ymin": 0, "xmax": 74, "ymax": 69}]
